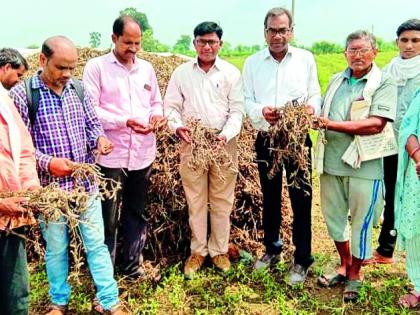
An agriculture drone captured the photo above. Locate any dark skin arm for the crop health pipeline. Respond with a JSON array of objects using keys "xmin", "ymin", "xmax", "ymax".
[
  {"xmin": 317, "ymin": 116, "xmax": 387, "ymax": 136},
  {"xmin": 406, "ymin": 135, "xmax": 420, "ymax": 178}
]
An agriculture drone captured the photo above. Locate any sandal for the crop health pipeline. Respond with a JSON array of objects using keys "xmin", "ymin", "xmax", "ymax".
[
  {"xmin": 46, "ymin": 304, "xmax": 67, "ymax": 315},
  {"xmin": 399, "ymin": 291, "xmax": 420, "ymax": 309},
  {"xmin": 343, "ymin": 279, "xmax": 363, "ymax": 302},
  {"xmin": 317, "ymin": 272, "xmax": 347, "ymax": 288},
  {"xmin": 93, "ymin": 301, "xmax": 128, "ymax": 315}
]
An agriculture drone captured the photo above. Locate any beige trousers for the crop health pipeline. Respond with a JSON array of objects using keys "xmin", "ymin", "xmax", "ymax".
[{"xmin": 179, "ymin": 139, "xmax": 238, "ymax": 257}]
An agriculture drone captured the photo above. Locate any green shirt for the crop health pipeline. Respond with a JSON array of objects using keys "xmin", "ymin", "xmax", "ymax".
[{"xmin": 324, "ymin": 68, "xmax": 397, "ymax": 180}]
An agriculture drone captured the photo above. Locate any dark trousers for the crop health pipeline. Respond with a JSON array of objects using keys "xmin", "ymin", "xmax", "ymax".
[
  {"xmin": 377, "ymin": 154, "xmax": 398, "ymax": 258},
  {"xmin": 100, "ymin": 165, "xmax": 151, "ymax": 276},
  {"xmin": 256, "ymin": 132, "xmax": 314, "ymax": 268},
  {"xmin": 0, "ymin": 227, "xmax": 29, "ymax": 315}
]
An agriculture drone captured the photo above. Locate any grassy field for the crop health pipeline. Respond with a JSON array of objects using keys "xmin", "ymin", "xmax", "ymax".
[
  {"xmin": 29, "ymin": 51, "xmax": 413, "ymax": 315},
  {"xmin": 225, "ymin": 51, "xmax": 398, "ymax": 94}
]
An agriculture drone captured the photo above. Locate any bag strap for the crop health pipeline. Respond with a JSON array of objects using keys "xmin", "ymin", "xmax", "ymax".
[
  {"xmin": 70, "ymin": 78, "xmax": 85, "ymax": 105},
  {"xmin": 24, "ymin": 77, "xmax": 40, "ymax": 127}
]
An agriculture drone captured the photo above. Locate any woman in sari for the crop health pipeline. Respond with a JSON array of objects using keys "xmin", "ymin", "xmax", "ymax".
[{"xmin": 395, "ymin": 89, "xmax": 420, "ymax": 308}]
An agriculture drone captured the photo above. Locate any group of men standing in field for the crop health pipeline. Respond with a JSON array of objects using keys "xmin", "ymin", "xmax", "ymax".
[{"xmin": 0, "ymin": 6, "xmax": 419, "ymax": 314}]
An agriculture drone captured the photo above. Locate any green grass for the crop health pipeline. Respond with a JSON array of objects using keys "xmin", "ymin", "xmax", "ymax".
[{"xmin": 30, "ymin": 256, "xmax": 412, "ymax": 314}]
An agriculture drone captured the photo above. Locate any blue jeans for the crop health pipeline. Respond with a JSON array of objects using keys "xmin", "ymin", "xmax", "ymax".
[{"xmin": 40, "ymin": 195, "xmax": 119, "ymax": 310}]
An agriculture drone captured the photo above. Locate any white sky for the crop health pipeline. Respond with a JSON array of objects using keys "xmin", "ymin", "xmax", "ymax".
[{"xmin": 1, "ymin": 0, "xmax": 419, "ymax": 49}]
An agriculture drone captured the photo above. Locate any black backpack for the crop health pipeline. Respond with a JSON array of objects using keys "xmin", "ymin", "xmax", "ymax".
[{"xmin": 23, "ymin": 77, "xmax": 85, "ymax": 126}]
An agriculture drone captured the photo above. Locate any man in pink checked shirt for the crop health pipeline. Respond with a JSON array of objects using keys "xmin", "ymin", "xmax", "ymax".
[{"xmin": 83, "ymin": 16, "xmax": 166, "ymax": 278}]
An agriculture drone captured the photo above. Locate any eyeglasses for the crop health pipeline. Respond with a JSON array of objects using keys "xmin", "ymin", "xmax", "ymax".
[
  {"xmin": 346, "ymin": 48, "xmax": 372, "ymax": 57},
  {"xmin": 195, "ymin": 39, "xmax": 220, "ymax": 47},
  {"xmin": 265, "ymin": 27, "xmax": 291, "ymax": 37}
]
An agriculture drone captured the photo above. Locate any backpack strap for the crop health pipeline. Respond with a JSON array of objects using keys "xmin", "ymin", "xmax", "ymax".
[
  {"xmin": 24, "ymin": 77, "xmax": 40, "ymax": 127},
  {"xmin": 23, "ymin": 77, "xmax": 85, "ymax": 128},
  {"xmin": 70, "ymin": 79, "xmax": 85, "ymax": 105}
]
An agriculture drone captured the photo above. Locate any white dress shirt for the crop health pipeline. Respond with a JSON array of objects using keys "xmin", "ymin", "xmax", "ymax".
[
  {"xmin": 243, "ymin": 46, "xmax": 322, "ymax": 131},
  {"xmin": 164, "ymin": 57, "xmax": 244, "ymax": 141}
]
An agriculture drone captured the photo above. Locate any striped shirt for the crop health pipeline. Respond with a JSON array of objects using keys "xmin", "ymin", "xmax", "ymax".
[{"xmin": 9, "ymin": 74, "xmax": 104, "ymax": 192}]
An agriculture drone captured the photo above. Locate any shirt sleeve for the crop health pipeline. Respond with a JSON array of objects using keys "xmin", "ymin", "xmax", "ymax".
[
  {"xmin": 369, "ymin": 75, "xmax": 397, "ymax": 122},
  {"xmin": 219, "ymin": 69, "xmax": 244, "ymax": 142},
  {"xmin": 163, "ymin": 68, "xmax": 185, "ymax": 133},
  {"xmin": 242, "ymin": 57, "xmax": 267, "ymax": 130},
  {"xmin": 149, "ymin": 67, "xmax": 164, "ymax": 118},
  {"xmin": 9, "ymin": 85, "xmax": 53, "ymax": 172},
  {"xmin": 81, "ymin": 82, "xmax": 105, "ymax": 151},
  {"xmin": 83, "ymin": 60, "xmax": 128, "ymax": 130},
  {"xmin": 9, "ymin": 102, "xmax": 40, "ymax": 189},
  {"xmin": 306, "ymin": 53, "xmax": 322, "ymax": 116}
]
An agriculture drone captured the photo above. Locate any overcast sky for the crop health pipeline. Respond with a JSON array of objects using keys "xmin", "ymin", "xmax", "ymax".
[{"xmin": 1, "ymin": 0, "xmax": 418, "ymax": 49}]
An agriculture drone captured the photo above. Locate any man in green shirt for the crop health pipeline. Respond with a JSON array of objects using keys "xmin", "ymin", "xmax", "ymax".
[{"xmin": 315, "ymin": 30, "xmax": 397, "ymax": 302}]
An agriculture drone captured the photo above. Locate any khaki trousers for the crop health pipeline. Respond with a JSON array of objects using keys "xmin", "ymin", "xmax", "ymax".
[{"xmin": 179, "ymin": 139, "xmax": 238, "ymax": 257}]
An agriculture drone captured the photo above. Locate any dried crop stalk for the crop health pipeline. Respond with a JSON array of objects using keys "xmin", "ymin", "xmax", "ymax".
[
  {"xmin": 267, "ymin": 101, "xmax": 324, "ymax": 189},
  {"xmin": 186, "ymin": 117, "xmax": 235, "ymax": 181}
]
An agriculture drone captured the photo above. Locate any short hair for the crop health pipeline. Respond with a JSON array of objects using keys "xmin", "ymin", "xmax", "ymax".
[
  {"xmin": 397, "ymin": 19, "xmax": 420, "ymax": 37},
  {"xmin": 0, "ymin": 48, "xmax": 29, "ymax": 70},
  {"xmin": 264, "ymin": 7, "xmax": 293, "ymax": 29},
  {"xmin": 113, "ymin": 16, "xmax": 141, "ymax": 37},
  {"xmin": 41, "ymin": 41, "xmax": 54, "ymax": 59},
  {"xmin": 345, "ymin": 30, "xmax": 377, "ymax": 49},
  {"xmin": 193, "ymin": 22, "xmax": 223, "ymax": 39}
]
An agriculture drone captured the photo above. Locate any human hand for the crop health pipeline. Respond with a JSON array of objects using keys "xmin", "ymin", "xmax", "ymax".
[
  {"xmin": 127, "ymin": 119, "xmax": 151, "ymax": 135},
  {"xmin": 416, "ymin": 161, "xmax": 420, "ymax": 179},
  {"xmin": 49, "ymin": 157, "xmax": 74, "ymax": 177},
  {"xmin": 149, "ymin": 115, "xmax": 168, "ymax": 132},
  {"xmin": 312, "ymin": 116, "xmax": 329, "ymax": 129},
  {"xmin": 176, "ymin": 126, "xmax": 192, "ymax": 144},
  {"xmin": 0, "ymin": 196, "xmax": 29, "ymax": 216},
  {"xmin": 97, "ymin": 136, "xmax": 113, "ymax": 155},
  {"xmin": 262, "ymin": 106, "xmax": 280, "ymax": 125},
  {"xmin": 214, "ymin": 135, "xmax": 227, "ymax": 149},
  {"xmin": 304, "ymin": 104, "xmax": 315, "ymax": 115}
]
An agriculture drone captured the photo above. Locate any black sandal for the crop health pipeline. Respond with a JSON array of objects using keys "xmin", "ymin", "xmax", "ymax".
[{"xmin": 317, "ymin": 272, "xmax": 347, "ymax": 288}]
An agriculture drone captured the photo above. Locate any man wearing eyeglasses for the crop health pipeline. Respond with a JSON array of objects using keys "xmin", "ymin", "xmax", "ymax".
[
  {"xmin": 242, "ymin": 7, "xmax": 321, "ymax": 285},
  {"xmin": 314, "ymin": 31, "xmax": 396, "ymax": 302},
  {"xmin": 164, "ymin": 21, "xmax": 244, "ymax": 279}
]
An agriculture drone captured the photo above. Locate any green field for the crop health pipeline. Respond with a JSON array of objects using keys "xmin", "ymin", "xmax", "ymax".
[{"xmin": 225, "ymin": 51, "xmax": 398, "ymax": 94}]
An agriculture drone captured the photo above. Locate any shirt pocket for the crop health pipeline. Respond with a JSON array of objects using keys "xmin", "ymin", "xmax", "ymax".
[{"xmin": 283, "ymin": 73, "xmax": 308, "ymax": 103}]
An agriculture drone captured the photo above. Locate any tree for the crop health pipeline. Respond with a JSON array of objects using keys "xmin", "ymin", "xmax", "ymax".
[
  {"xmin": 141, "ymin": 29, "xmax": 170, "ymax": 52},
  {"xmin": 89, "ymin": 32, "xmax": 102, "ymax": 48},
  {"xmin": 26, "ymin": 44, "xmax": 39, "ymax": 49},
  {"xmin": 310, "ymin": 41, "xmax": 343, "ymax": 54},
  {"xmin": 119, "ymin": 7, "xmax": 152, "ymax": 32},
  {"xmin": 219, "ymin": 41, "xmax": 232, "ymax": 56},
  {"xmin": 173, "ymin": 35, "xmax": 192, "ymax": 54}
]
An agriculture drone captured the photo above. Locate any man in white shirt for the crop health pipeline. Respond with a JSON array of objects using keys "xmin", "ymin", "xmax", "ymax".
[
  {"xmin": 164, "ymin": 21, "xmax": 244, "ymax": 279},
  {"xmin": 243, "ymin": 7, "xmax": 321, "ymax": 285}
]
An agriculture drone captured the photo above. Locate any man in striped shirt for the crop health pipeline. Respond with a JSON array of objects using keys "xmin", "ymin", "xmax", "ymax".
[{"xmin": 9, "ymin": 36, "xmax": 125, "ymax": 315}]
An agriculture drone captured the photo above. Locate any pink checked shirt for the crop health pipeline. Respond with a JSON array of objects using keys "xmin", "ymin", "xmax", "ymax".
[{"xmin": 83, "ymin": 52, "xmax": 163, "ymax": 170}]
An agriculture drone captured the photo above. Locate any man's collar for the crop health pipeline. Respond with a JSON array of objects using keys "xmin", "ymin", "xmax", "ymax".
[
  {"xmin": 344, "ymin": 63, "xmax": 376, "ymax": 81},
  {"xmin": 264, "ymin": 45, "xmax": 293, "ymax": 60},
  {"xmin": 32, "ymin": 72, "xmax": 74, "ymax": 91},
  {"xmin": 193, "ymin": 56, "xmax": 221, "ymax": 71},
  {"xmin": 109, "ymin": 50, "xmax": 139, "ymax": 70}
]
